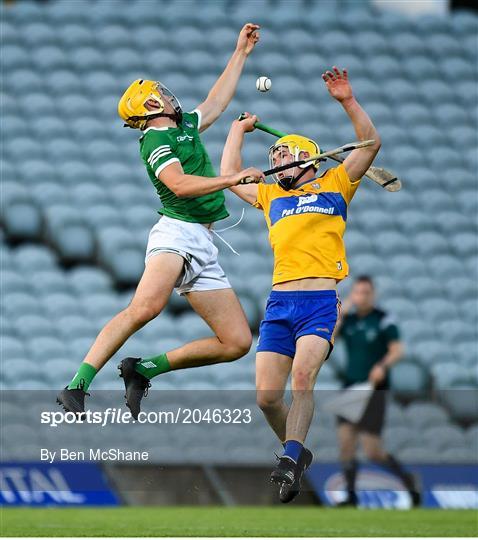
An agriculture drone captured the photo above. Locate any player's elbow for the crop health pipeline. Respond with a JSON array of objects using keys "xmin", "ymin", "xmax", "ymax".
[
  {"xmin": 372, "ymin": 135, "xmax": 381, "ymax": 153},
  {"xmin": 208, "ymin": 96, "xmax": 227, "ymax": 114},
  {"xmin": 168, "ymin": 178, "xmax": 190, "ymax": 199},
  {"xmin": 169, "ymin": 184, "xmax": 185, "ymax": 198}
]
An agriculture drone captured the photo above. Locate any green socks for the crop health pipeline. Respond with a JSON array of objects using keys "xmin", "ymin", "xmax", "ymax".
[
  {"xmin": 67, "ymin": 354, "xmax": 170, "ymax": 391},
  {"xmin": 68, "ymin": 362, "xmax": 97, "ymax": 391},
  {"xmin": 135, "ymin": 353, "xmax": 171, "ymax": 379}
]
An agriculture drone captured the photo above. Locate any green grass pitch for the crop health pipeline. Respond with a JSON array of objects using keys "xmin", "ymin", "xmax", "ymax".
[{"xmin": 1, "ymin": 507, "xmax": 477, "ymax": 537}]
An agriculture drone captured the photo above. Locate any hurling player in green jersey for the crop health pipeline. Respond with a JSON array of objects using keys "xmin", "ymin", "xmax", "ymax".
[{"xmin": 58, "ymin": 24, "xmax": 264, "ymax": 416}]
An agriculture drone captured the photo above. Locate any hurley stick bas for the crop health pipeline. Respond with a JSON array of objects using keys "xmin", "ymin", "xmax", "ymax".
[{"xmin": 239, "ymin": 114, "xmax": 402, "ymax": 191}]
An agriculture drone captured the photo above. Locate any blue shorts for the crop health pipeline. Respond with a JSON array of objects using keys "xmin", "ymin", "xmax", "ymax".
[{"xmin": 256, "ymin": 290, "xmax": 340, "ymax": 359}]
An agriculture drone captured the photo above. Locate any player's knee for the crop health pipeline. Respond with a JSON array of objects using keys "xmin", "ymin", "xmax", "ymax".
[
  {"xmin": 291, "ymin": 368, "xmax": 315, "ymax": 391},
  {"xmin": 126, "ymin": 301, "xmax": 163, "ymax": 327},
  {"xmin": 222, "ymin": 330, "xmax": 252, "ymax": 361},
  {"xmin": 256, "ymin": 391, "xmax": 282, "ymax": 412}
]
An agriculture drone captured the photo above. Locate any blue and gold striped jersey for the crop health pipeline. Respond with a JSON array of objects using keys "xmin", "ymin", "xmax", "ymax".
[{"xmin": 254, "ymin": 164, "xmax": 360, "ymax": 284}]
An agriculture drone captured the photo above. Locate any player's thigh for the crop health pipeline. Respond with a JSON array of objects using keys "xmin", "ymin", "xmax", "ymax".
[
  {"xmin": 130, "ymin": 252, "xmax": 184, "ymax": 315},
  {"xmin": 186, "ymin": 288, "xmax": 251, "ymax": 347},
  {"xmin": 359, "ymin": 432, "xmax": 386, "ymax": 461},
  {"xmin": 256, "ymin": 351, "xmax": 292, "ymax": 407},
  {"xmin": 291, "ymin": 334, "xmax": 331, "ymax": 390}
]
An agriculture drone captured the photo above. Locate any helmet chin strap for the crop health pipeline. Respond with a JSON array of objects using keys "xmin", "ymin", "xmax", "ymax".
[
  {"xmin": 126, "ymin": 111, "xmax": 183, "ymax": 129},
  {"xmin": 278, "ymin": 165, "xmax": 313, "ymax": 191},
  {"xmin": 147, "ymin": 111, "xmax": 182, "ymax": 123}
]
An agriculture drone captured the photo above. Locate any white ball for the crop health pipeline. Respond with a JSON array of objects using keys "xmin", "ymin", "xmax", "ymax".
[{"xmin": 256, "ymin": 76, "xmax": 272, "ymax": 92}]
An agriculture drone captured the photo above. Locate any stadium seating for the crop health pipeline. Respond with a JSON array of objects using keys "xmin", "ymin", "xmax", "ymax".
[{"xmin": 1, "ymin": 0, "xmax": 477, "ymax": 463}]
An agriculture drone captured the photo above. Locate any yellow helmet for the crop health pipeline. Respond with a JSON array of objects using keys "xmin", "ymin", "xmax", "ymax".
[
  {"xmin": 268, "ymin": 134, "xmax": 321, "ymax": 190},
  {"xmin": 118, "ymin": 79, "xmax": 182, "ymax": 130}
]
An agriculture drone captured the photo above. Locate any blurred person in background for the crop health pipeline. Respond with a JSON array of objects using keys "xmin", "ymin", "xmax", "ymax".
[
  {"xmin": 334, "ymin": 275, "xmax": 420, "ymax": 507},
  {"xmin": 57, "ymin": 24, "xmax": 264, "ymax": 417}
]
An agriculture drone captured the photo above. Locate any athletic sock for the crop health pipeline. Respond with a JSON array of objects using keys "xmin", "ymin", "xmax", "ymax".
[
  {"xmin": 283, "ymin": 440, "xmax": 303, "ymax": 463},
  {"xmin": 382, "ymin": 453, "xmax": 414, "ymax": 491},
  {"xmin": 342, "ymin": 459, "xmax": 358, "ymax": 495},
  {"xmin": 67, "ymin": 363, "xmax": 97, "ymax": 391},
  {"xmin": 135, "ymin": 353, "xmax": 171, "ymax": 379}
]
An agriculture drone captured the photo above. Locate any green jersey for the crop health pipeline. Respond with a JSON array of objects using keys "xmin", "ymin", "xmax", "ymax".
[
  {"xmin": 139, "ymin": 110, "xmax": 229, "ymax": 223},
  {"xmin": 339, "ymin": 308, "xmax": 400, "ymax": 388}
]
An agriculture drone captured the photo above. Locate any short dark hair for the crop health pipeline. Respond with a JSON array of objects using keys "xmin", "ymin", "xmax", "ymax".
[{"xmin": 354, "ymin": 275, "xmax": 374, "ymax": 288}]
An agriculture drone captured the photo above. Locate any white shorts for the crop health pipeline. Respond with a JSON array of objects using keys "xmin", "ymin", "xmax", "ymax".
[{"xmin": 145, "ymin": 215, "xmax": 231, "ymax": 295}]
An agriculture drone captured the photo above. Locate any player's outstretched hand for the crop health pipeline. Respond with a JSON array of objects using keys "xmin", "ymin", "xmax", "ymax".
[
  {"xmin": 236, "ymin": 23, "xmax": 260, "ymax": 56},
  {"xmin": 322, "ymin": 66, "xmax": 353, "ymax": 102},
  {"xmin": 232, "ymin": 167, "xmax": 265, "ymax": 185},
  {"xmin": 235, "ymin": 112, "xmax": 259, "ymax": 132}
]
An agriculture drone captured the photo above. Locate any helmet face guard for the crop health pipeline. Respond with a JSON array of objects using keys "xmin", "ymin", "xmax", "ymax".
[
  {"xmin": 268, "ymin": 135, "xmax": 321, "ymax": 191},
  {"xmin": 154, "ymin": 81, "xmax": 183, "ymax": 124}
]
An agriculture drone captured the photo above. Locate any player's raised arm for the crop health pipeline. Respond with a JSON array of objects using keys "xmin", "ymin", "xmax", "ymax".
[
  {"xmin": 221, "ymin": 113, "xmax": 262, "ymax": 205},
  {"xmin": 323, "ymin": 67, "xmax": 381, "ymax": 182},
  {"xmin": 196, "ymin": 23, "xmax": 260, "ymax": 132}
]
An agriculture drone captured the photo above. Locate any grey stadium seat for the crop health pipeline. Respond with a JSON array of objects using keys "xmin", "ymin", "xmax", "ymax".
[
  {"xmin": 1, "ymin": 336, "xmax": 28, "ymax": 361},
  {"xmin": 56, "ymin": 315, "xmax": 99, "ymax": 340},
  {"xmin": 423, "ymin": 425, "xmax": 467, "ymax": 451},
  {"xmin": 67, "ymin": 266, "xmax": 113, "ymax": 294},
  {"xmin": 30, "ymin": 269, "xmax": 72, "ymax": 295},
  {"xmin": 428, "ymin": 254, "xmax": 466, "ymax": 280},
  {"xmin": 466, "ymin": 424, "xmax": 478, "ymax": 448},
  {"xmin": 437, "ymin": 320, "xmax": 476, "ymax": 343},
  {"xmin": 57, "ymin": 23, "xmax": 94, "ymax": 47},
  {"xmin": 3, "ymin": 270, "xmax": 30, "ymax": 295},
  {"xmin": 28, "ymin": 336, "xmax": 69, "ymax": 361},
  {"xmin": 390, "ymin": 361, "xmax": 430, "ymax": 397},
  {"xmin": 3, "ymin": 292, "xmax": 45, "ymax": 318},
  {"xmin": 372, "ymin": 231, "xmax": 412, "ymax": 257},
  {"xmin": 383, "ymin": 426, "xmax": 415, "ymax": 453},
  {"xmin": 435, "ymin": 211, "xmax": 476, "ymax": 235},
  {"xmin": 13, "ymin": 314, "xmax": 56, "ymax": 340},
  {"xmin": 397, "ymin": 446, "xmax": 435, "ymax": 463},
  {"xmin": 402, "ymin": 55, "xmax": 439, "ymax": 79},
  {"xmin": 421, "ymin": 297, "xmax": 460, "ymax": 323},
  {"xmin": 430, "ymin": 362, "xmax": 471, "ymax": 389},
  {"xmin": 440, "ymin": 383, "xmax": 478, "ymax": 423},
  {"xmin": 439, "ymin": 446, "xmax": 477, "ymax": 464},
  {"xmin": 31, "ymin": 183, "xmax": 68, "ymax": 206},
  {"xmin": 397, "ymin": 209, "xmax": 436, "ymax": 235},
  {"xmin": 108, "ymin": 248, "xmax": 145, "ymax": 286},
  {"xmin": 43, "ymin": 292, "xmax": 84, "ymax": 318},
  {"xmin": 444, "ymin": 276, "xmax": 478, "ymax": 303},
  {"xmin": 388, "ymin": 254, "xmax": 428, "ymax": 280},
  {"xmin": 400, "ymin": 319, "xmax": 436, "ymax": 344},
  {"xmin": 413, "ymin": 232, "xmax": 450, "ymax": 257},
  {"xmin": 406, "ymin": 276, "xmax": 442, "ymax": 301},
  {"xmin": 411, "ymin": 340, "xmax": 455, "ymax": 369},
  {"xmin": 456, "ymin": 189, "xmax": 478, "ymax": 215},
  {"xmin": 386, "ymin": 401, "xmax": 408, "ymax": 428},
  {"xmin": 418, "ymin": 79, "xmax": 454, "ymax": 106},
  {"xmin": 434, "ymin": 103, "xmax": 471, "ymax": 128},
  {"xmin": 54, "ymin": 224, "xmax": 96, "ymax": 263}
]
